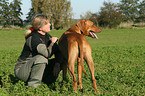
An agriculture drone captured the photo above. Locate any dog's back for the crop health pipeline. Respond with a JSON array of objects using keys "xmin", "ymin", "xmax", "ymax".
[{"xmin": 59, "ymin": 32, "xmax": 84, "ymax": 63}]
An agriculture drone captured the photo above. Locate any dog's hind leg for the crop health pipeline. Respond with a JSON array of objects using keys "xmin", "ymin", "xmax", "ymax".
[
  {"xmin": 62, "ymin": 59, "xmax": 68, "ymax": 82},
  {"xmin": 68, "ymin": 48, "xmax": 78, "ymax": 92},
  {"xmin": 68, "ymin": 60, "xmax": 77, "ymax": 92},
  {"xmin": 78, "ymin": 57, "xmax": 83, "ymax": 90},
  {"xmin": 84, "ymin": 49, "xmax": 100, "ymax": 94}
]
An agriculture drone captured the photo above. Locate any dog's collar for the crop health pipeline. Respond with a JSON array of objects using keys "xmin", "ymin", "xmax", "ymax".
[
  {"xmin": 75, "ymin": 24, "xmax": 83, "ymax": 34},
  {"xmin": 75, "ymin": 24, "xmax": 78, "ymax": 27}
]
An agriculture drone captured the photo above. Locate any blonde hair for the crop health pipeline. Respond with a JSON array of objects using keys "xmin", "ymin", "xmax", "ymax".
[
  {"xmin": 25, "ymin": 14, "xmax": 49, "ymax": 38},
  {"xmin": 32, "ymin": 14, "xmax": 49, "ymax": 31}
]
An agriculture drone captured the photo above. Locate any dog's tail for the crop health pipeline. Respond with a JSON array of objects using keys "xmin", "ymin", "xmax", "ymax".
[{"xmin": 77, "ymin": 37, "xmax": 87, "ymax": 75}]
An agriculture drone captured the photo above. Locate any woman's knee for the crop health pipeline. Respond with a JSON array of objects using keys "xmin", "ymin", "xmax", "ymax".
[{"xmin": 34, "ymin": 55, "xmax": 48, "ymax": 64}]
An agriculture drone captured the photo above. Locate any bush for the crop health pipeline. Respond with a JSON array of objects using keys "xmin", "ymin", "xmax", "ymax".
[{"xmin": 98, "ymin": 1, "xmax": 122, "ymax": 28}]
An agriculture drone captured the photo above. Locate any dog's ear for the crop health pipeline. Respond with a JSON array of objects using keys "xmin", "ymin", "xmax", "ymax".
[
  {"xmin": 77, "ymin": 20, "xmax": 85, "ymax": 30},
  {"xmin": 77, "ymin": 20, "xmax": 88, "ymax": 35},
  {"xmin": 84, "ymin": 20, "xmax": 93, "ymax": 26}
]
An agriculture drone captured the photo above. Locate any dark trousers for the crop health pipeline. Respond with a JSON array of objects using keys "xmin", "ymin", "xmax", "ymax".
[{"xmin": 14, "ymin": 55, "xmax": 62, "ymax": 87}]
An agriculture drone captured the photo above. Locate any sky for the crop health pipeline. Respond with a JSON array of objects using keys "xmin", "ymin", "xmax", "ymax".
[{"xmin": 9, "ymin": 0, "xmax": 121, "ymax": 20}]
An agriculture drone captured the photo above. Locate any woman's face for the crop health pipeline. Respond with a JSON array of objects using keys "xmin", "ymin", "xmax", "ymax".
[{"xmin": 40, "ymin": 22, "xmax": 51, "ymax": 33}]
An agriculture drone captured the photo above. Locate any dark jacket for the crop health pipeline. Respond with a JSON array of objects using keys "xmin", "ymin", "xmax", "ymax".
[{"xmin": 15, "ymin": 31, "xmax": 62, "ymax": 70}]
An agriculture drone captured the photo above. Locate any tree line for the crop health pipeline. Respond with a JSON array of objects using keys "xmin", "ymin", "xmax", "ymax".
[
  {"xmin": 0, "ymin": 0, "xmax": 145, "ymax": 29},
  {"xmin": 0, "ymin": 0, "xmax": 73, "ymax": 29},
  {"xmin": 26, "ymin": 0, "xmax": 73, "ymax": 29},
  {"xmin": 81, "ymin": 0, "xmax": 145, "ymax": 28},
  {"xmin": 0, "ymin": 0, "xmax": 23, "ymax": 27}
]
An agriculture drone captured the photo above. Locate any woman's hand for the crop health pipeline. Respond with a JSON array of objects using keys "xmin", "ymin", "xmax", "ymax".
[{"xmin": 50, "ymin": 37, "xmax": 58, "ymax": 43}]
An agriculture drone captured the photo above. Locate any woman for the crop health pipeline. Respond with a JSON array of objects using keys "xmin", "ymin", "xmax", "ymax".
[{"xmin": 14, "ymin": 14, "xmax": 62, "ymax": 87}]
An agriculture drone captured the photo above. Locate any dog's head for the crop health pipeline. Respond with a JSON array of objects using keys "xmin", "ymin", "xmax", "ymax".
[{"xmin": 77, "ymin": 20, "xmax": 101, "ymax": 39}]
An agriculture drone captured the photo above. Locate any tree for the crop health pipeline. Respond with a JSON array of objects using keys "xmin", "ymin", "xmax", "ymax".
[
  {"xmin": 0, "ymin": 0, "xmax": 23, "ymax": 27},
  {"xmin": 89, "ymin": 13, "xmax": 99, "ymax": 26},
  {"xmin": 10, "ymin": 0, "xmax": 23, "ymax": 27},
  {"xmin": 98, "ymin": 1, "xmax": 121, "ymax": 28},
  {"xmin": 80, "ymin": 11, "xmax": 93, "ymax": 20},
  {"xmin": 0, "ymin": 0, "xmax": 11, "ymax": 27},
  {"xmin": 25, "ymin": 8, "xmax": 36, "ymax": 24},
  {"xmin": 118, "ymin": 0, "xmax": 140, "ymax": 22},
  {"xmin": 28, "ymin": 0, "xmax": 72, "ymax": 29},
  {"xmin": 136, "ymin": 0, "xmax": 145, "ymax": 24}
]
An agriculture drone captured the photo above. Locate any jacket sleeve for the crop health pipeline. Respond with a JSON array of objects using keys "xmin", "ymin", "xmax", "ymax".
[{"xmin": 45, "ymin": 33, "xmax": 62, "ymax": 63}]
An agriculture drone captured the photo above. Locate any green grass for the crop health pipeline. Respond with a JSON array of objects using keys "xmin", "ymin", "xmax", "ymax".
[{"xmin": 0, "ymin": 29, "xmax": 145, "ymax": 95}]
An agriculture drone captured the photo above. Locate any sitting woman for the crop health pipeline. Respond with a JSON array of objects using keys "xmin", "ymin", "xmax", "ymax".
[{"xmin": 14, "ymin": 14, "xmax": 62, "ymax": 87}]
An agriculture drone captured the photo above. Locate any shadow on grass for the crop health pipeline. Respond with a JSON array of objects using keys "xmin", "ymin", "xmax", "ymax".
[
  {"xmin": 0, "ymin": 72, "xmax": 19, "ymax": 88},
  {"xmin": 0, "ymin": 76, "xmax": 3, "ymax": 87},
  {"xmin": 9, "ymin": 74, "xmax": 19, "ymax": 85},
  {"xmin": 0, "ymin": 71, "xmax": 63, "ymax": 92}
]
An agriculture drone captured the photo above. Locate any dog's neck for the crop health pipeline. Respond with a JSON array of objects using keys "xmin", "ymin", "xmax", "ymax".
[
  {"xmin": 76, "ymin": 24, "xmax": 84, "ymax": 34},
  {"xmin": 65, "ymin": 24, "xmax": 83, "ymax": 34}
]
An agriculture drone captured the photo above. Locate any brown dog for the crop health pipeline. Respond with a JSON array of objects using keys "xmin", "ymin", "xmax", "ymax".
[{"xmin": 58, "ymin": 20, "xmax": 101, "ymax": 94}]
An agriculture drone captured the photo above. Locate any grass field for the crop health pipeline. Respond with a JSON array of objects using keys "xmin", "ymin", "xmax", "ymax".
[{"xmin": 0, "ymin": 29, "xmax": 145, "ymax": 95}]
